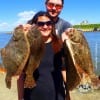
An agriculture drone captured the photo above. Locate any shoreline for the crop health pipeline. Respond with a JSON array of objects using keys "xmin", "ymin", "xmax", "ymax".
[
  {"xmin": 83, "ymin": 30, "xmax": 100, "ymax": 32},
  {"xmin": 0, "ymin": 30, "xmax": 100, "ymax": 34}
]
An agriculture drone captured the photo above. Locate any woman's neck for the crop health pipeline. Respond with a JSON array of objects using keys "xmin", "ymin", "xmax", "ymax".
[{"xmin": 43, "ymin": 35, "xmax": 52, "ymax": 43}]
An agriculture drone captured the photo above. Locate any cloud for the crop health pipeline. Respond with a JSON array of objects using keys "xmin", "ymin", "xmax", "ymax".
[
  {"xmin": 0, "ymin": 10, "xmax": 36, "ymax": 31},
  {"xmin": 16, "ymin": 10, "xmax": 36, "ymax": 25},
  {"xmin": 0, "ymin": 22, "xmax": 9, "ymax": 31},
  {"xmin": 0, "ymin": 22, "xmax": 8, "ymax": 27}
]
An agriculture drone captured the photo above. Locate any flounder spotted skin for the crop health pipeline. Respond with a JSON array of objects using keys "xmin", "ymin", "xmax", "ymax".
[
  {"xmin": 63, "ymin": 30, "xmax": 100, "ymax": 90},
  {"xmin": 24, "ymin": 26, "xmax": 45, "ymax": 88},
  {"xmin": 1, "ymin": 25, "xmax": 30, "ymax": 89}
]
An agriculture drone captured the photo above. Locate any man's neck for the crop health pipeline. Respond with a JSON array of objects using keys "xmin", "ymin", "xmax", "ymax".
[{"xmin": 51, "ymin": 17, "xmax": 59, "ymax": 23}]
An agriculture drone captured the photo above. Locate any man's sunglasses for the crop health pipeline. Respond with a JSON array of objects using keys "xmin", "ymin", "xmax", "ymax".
[
  {"xmin": 37, "ymin": 21, "xmax": 53, "ymax": 26},
  {"xmin": 47, "ymin": 2, "xmax": 63, "ymax": 10}
]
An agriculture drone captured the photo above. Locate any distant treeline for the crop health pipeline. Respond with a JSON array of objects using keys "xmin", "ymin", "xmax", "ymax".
[{"xmin": 73, "ymin": 24, "xmax": 100, "ymax": 31}]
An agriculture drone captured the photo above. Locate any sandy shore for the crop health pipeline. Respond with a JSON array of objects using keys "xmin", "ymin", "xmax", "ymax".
[
  {"xmin": 0, "ymin": 71, "xmax": 100, "ymax": 100},
  {"xmin": 0, "ymin": 72, "xmax": 18, "ymax": 100},
  {"xmin": 70, "ymin": 89, "xmax": 100, "ymax": 100}
]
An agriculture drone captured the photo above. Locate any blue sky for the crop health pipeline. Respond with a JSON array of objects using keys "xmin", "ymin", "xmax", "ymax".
[{"xmin": 0, "ymin": 0, "xmax": 100, "ymax": 31}]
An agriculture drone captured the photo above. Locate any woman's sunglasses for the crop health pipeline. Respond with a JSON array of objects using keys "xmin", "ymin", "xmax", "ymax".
[
  {"xmin": 47, "ymin": 2, "xmax": 63, "ymax": 10},
  {"xmin": 37, "ymin": 21, "xmax": 53, "ymax": 26}
]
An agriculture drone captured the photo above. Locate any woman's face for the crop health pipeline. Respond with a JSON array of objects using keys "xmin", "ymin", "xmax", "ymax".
[{"xmin": 37, "ymin": 16, "xmax": 53, "ymax": 37}]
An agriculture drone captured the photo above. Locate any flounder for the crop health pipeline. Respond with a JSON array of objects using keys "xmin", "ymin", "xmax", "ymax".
[
  {"xmin": 63, "ymin": 30, "xmax": 100, "ymax": 90},
  {"xmin": 24, "ymin": 26, "xmax": 45, "ymax": 88},
  {"xmin": 1, "ymin": 25, "xmax": 44, "ymax": 89},
  {"xmin": 1, "ymin": 25, "xmax": 30, "ymax": 89}
]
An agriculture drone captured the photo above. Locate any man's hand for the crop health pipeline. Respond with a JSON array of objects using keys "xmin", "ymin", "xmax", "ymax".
[{"xmin": 61, "ymin": 28, "xmax": 75, "ymax": 42}]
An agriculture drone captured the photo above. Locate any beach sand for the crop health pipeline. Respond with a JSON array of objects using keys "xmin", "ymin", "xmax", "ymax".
[
  {"xmin": 0, "ymin": 72, "xmax": 18, "ymax": 100},
  {"xmin": 0, "ymin": 71, "xmax": 100, "ymax": 100},
  {"xmin": 70, "ymin": 89, "xmax": 100, "ymax": 100}
]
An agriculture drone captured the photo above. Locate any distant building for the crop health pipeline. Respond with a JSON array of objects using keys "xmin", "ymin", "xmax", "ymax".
[{"xmin": 80, "ymin": 20, "xmax": 88, "ymax": 25}]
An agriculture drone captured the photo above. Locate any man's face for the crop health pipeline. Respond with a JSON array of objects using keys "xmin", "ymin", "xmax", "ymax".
[{"xmin": 45, "ymin": 0, "xmax": 63, "ymax": 18}]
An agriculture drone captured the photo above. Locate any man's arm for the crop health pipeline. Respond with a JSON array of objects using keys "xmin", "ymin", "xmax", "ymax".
[{"xmin": 61, "ymin": 67, "xmax": 66, "ymax": 83}]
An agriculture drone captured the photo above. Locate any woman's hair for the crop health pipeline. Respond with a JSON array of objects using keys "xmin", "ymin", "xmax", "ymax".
[
  {"xmin": 45, "ymin": 0, "xmax": 64, "ymax": 5},
  {"xmin": 27, "ymin": 11, "xmax": 52, "ymax": 25}
]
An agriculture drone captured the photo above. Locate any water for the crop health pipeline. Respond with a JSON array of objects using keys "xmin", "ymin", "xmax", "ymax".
[
  {"xmin": 0, "ymin": 33, "xmax": 12, "ymax": 64},
  {"xmin": 0, "ymin": 32, "xmax": 100, "ymax": 75},
  {"xmin": 0, "ymin": 33, "xmax": 12, "ymax": 48},
  {"xmin": 84, "ymin": 32, "xmax": 100, "ymax": 75}
]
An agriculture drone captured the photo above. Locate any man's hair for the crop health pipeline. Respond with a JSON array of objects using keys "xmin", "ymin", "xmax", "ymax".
[{"xmin": 45, "ymin": 0, "xmax": 64, "ymax": 5}]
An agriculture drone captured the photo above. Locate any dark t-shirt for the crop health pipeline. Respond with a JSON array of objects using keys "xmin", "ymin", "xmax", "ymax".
[{"xmin": 24, "ymin": 42, "xmax": 65, "ymax": 100}]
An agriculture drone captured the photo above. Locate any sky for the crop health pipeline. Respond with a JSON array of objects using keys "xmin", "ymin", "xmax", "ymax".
[{"xmin": 0, "ymin": 0, "xmax": 100, "ymax": 31}]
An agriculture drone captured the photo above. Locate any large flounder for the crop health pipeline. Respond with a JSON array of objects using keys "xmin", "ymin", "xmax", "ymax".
[
  {"xmin": 1, "ymin": 25, "xmax": 30, "ymax": 89},
  {"xmin": 63, "ymin": 30, "xmax": 100, "ymax": 90},
  {"xmin": 1, "ymin": 25, "xmax": 44, "ymax": 89}
]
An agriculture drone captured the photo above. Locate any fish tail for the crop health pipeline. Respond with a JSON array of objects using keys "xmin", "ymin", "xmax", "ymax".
[{"xmin": 5, "ymin": 75, "xmax": 12, "ymax": 89}]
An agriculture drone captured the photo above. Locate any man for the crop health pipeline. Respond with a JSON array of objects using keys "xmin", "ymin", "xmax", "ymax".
[{"xmin": 45, "ymin": 0, "xmax": 72, "ymax": 37}]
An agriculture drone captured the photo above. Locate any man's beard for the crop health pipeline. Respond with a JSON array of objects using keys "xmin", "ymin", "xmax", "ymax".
[
  {"xmin": 48, "ymin": 9, "xmax": 60, "ymax": 18},
  {"xmin": 50, "ymin": 9, "xmax": 57, "ymax": 14}
]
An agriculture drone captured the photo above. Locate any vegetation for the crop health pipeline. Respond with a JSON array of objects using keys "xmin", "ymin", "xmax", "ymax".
[{"xmin": 73, "ymin": 24, "xmax": 100, "ymax": 31}]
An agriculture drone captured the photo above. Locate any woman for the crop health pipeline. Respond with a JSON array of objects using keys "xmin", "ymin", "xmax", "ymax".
[{"xmin": 24, "ymin": 11, "xmax": 66, "ymax": 100}]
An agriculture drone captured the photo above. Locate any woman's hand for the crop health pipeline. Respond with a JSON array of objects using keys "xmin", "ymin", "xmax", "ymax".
[{"xmin": 23, "ymin": 24, "xmax": 32, "ymax": 33}]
